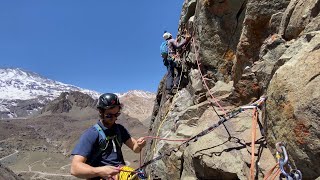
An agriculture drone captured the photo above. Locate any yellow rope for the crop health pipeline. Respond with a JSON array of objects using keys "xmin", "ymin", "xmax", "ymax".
[
  {"xmin": 147, "ymin": 35, "xmax": 190, "ymax": 179},
  {"xmin": 118, "ymin": 166, "xmax": 139, "ymax": 180},
  {"xmin": 148, "ymin": 63, "xmax": 185, "ymax": 180}
]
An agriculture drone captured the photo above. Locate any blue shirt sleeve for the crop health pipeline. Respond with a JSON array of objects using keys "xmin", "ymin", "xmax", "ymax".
[{"xmin": 71, "ymin": 127, "xmax": 98, "ymax": 158}]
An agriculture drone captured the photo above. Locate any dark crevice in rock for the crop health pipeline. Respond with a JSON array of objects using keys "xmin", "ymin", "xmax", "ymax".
[
  {"xmin": 183, "ymin": 0, "xmax": 197, "ymax": 24},
  {"xmin": 223, "ymin": 0, "xmax": 247, "ymax": 58},
  {"xmin": 236, "ymin": 0, "xmax": 247, "ymax": 21},
  {"xmin": 193, "ymin": 156, "xmax": 239, "ymax": 180},
  {"xmin": 312, "ymin": 43, "xmax": 320, "ymax": 51},
  {"xmin": 310, "ymin": 0, "xmax": 320, "ymax": 19},
  {"xmin": 307, "ymin": 73, "xmax": 320, "ymax": 85},
  {"xmin": 179, "ymin": 154, "xmax": 185, "ymax": 178},
  {"xmin": 194, "ymin": 137, "xmax": 265, "ymax": 158}
]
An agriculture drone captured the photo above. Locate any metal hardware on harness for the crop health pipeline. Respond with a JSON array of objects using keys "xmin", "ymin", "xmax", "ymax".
[{"xmin": 136, "ymin": 169, "xmax": 147, "ymax": 179}]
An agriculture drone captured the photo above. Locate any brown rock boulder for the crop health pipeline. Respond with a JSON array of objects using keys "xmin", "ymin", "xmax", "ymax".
[
  {"xmin": 279, "ymin": 0, "xmax": 320, "ymax": 40},
  {"xmin": 233, "ymin": 0, "xmax": 290, "ymax": 84},
  {"xmin": 194, "ymin": 0, "xmax": 246, "ymax": 82},
  {"xmin": 266, "ymin": 32, "xmax": 320, "ymax": 179}
]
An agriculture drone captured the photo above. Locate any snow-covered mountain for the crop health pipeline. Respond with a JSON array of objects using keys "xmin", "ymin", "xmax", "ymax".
[
  {"xmin": 0, "ymin": 68, "xmax": 100, "ymax": 100},
  {"xmin": 0, "ymin": 68, "xmax": 155, "ymax": 119}
]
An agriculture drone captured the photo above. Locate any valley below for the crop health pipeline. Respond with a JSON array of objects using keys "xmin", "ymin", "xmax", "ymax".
[{"xmin": 0, "ymin": 114, "xmax": 148, "ymax": 180}]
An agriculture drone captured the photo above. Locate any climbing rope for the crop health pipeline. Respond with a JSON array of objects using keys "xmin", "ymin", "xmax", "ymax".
[
  {"xmin": 263, "ymin": 163, "xmax": 281, "ymax": 180},
  {"xmin": 250, "ymin": 107, "xmax": 259, "ymax": 180},
  {"xmin": 191, "ymin": 37, "xmax": 228, "ymax": 117},
  {"xmin": 118, "ymin": 166, "xmax": 145, "ymax": 180},
  {"xmin": 142, "ymin": 136, "xmax": 189, "ymax": 142},
  {"xmin": 233, "ymin": 96, "xmax": 266, "ymax": 180}
]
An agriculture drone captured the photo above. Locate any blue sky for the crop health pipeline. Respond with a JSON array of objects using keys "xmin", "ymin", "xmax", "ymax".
[{"xmin": 0, "ymin": 0, "xmax": 183, "ymax": 93}]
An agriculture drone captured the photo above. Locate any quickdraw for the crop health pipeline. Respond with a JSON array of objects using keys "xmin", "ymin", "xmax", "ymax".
[{"xmin": 276, "ymin": 142, "xmax": 302, "ymax": 180}]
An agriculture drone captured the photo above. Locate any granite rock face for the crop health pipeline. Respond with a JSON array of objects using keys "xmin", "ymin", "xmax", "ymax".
[
  {"xmin": 146, "ymin": 0, "xmax": 320, "ymax": 179},
  {"xmin": 266, "ymin": 32, "xmax": 320, "ymax": 179}
]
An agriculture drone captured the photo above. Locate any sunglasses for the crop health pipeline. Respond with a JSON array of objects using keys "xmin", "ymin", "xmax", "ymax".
[{"xmin": 104, "ymin": 112, "xmax": 121, "ymax": 119}]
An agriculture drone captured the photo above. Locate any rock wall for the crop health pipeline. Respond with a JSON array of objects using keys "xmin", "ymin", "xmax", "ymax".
[{"xmin": 145, "ymin": 0, "xmax": 320, "ymax": 179}]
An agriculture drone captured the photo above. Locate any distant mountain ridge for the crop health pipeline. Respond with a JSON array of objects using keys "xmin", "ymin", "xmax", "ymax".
[
  {"xmin": 0, "ymin": 68, "xmax": 100, "ymax": 100},
  {"xmin": 0, "ymin": 68, "xmax": 155, "ymax": 119}
]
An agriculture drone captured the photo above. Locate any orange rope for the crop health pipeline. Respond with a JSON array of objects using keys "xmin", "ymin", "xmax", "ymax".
[
  {"xmin": 271, "ymin": 168, "xmax": 281, "ymax": 180},
  {"xmin": 263, "ymin": 163, "xmax": 279, "ymax": 180},
  {"xmin": 250, "ymin": 108, "xmax": 258, "ymax": 180}
]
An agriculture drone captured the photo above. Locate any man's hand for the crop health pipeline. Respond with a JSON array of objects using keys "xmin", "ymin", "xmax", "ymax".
[
  {"xmin": 137, "ymin": 137, "xmax": 146, "ymax": 149},
  {"xmin": 185, "ymin": 34, "xmax": 192, "ymax": 41},
  {"xmin": 96, "ymin": 166, "xmax": 120, "ymax": 179},
  {"xmin": 125, "ymin": 137, "xmax": 146, "ymax": 153}
]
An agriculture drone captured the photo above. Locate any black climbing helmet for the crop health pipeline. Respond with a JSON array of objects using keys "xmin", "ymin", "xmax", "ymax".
[{"xmin": 97, "ymin": 93, "xmax": 121, "ymax": 109}]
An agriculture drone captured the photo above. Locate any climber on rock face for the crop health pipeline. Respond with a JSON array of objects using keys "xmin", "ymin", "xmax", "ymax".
[
  {"xmin": 160, "ymin": 31, "xmax": 191, "ymax": 95},
  {"xmin": 70, "ymin": 93, "xmax": 146, "ymax": 180}
]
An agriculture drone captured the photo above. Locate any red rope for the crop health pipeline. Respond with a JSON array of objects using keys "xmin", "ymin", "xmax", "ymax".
[
  {"xmin": 142, "ymin": 136, "xmax": 189, "ymax": 142},
  {"xmin": 191, "ymin": 38, "xmax": 227, "ymax": 117},
  {"xmin": 139, "ymin": 150, "xmax": 142, "ymax": 168}
]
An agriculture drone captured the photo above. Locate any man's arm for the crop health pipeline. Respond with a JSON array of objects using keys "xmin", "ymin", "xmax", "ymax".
[
  {"xmin": 170, "ymin": 35, "xmax": 191, "ymax": 50},
  {"xmin": 125, "ymin": 137, "xmax": 146, "ymax": 153},
  {"xmin": 70, "ymin": 155, "xmax": 120, "ymax": 179}
]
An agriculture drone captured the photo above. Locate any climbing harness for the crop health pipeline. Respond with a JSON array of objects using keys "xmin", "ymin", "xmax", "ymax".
[
  {"xmin": 276, "ymin": 142, "xmax": 302, "ymax": 180},
  {"xmin": 136, "ymin": 169, "xmax": 147, "ymax": 180}
]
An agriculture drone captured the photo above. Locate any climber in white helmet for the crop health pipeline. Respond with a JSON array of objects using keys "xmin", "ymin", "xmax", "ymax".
[{"xmin": 160, "ymin": 31, "xmax": 191, "ymax": 95}]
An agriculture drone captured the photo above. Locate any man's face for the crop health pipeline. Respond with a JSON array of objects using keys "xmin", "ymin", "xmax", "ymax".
[{"xmin": 102, "ymin": 106, "xmax": 121, "ymax": 126}]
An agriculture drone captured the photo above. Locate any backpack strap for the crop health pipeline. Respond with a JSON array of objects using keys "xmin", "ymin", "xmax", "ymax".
[
  {"xmin": 88, "ymin": 123, "xmax": 123, "ymax": 166},
  {"xmin": 93, "ymin": 123, "xmax": 122, "ymax": 152},
  {"xmin": 115, "ymin": 125, "xmax": 122, "ymax": 146}
]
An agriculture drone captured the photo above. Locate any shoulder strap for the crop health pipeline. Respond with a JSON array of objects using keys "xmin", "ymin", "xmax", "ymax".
[
  {"xmin": 89, "ymin": 123, "xmax": 125, "ymax": 166},
  {"xmin": 94, "ymin": 123, "xmax": 123, "ymax": 150},
  {"xmin": 115, "ymin": 124, "xmax": 122, "ymax": 146},
  {"xmin": 94, "ymin": 124, "xmax": 106, "ymax": 141},
  {"xmin": 87, "ymin": 124, "xmax": 106, "ymax": 165}
]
